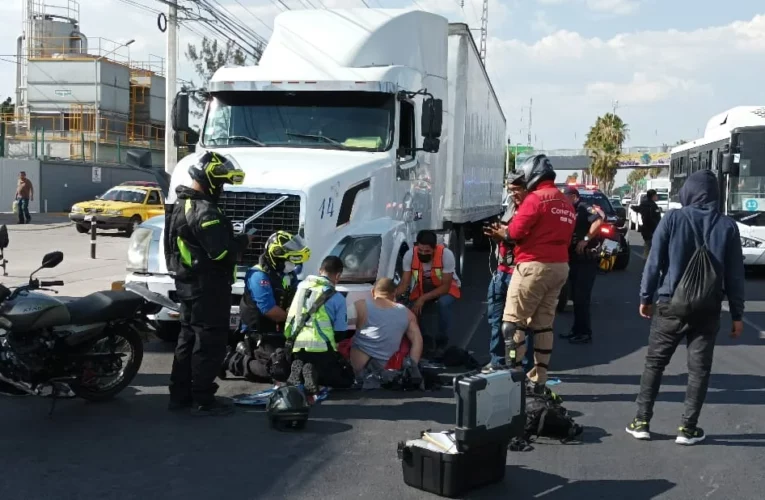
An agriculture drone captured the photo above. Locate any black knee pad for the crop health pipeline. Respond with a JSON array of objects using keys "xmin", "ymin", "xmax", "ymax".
[{"xmin": 501, "ymin": 321, "xmax": 518, "ymax": 343}]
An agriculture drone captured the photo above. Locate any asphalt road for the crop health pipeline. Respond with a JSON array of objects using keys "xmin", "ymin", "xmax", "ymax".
[{"xmin": 1, "ymin": 228, "xmax": 764, "ymax": 500}]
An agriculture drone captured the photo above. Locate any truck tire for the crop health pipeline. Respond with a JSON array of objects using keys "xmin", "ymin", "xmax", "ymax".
[
  {"xmin": 448, "ymin": 226, "xmax": 465, "ymax": 277},
  {"xmin": 471, "ymin": 223, "xmax": 490, "ymax": 251},
  {"xmin": 154, "ymin": 321, "xmax": 181, "ymax": 343}
]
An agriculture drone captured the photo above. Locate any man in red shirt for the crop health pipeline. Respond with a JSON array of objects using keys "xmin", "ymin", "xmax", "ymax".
[{"xmin": 502, "ymin": 155, "xmax": 575, "ymax": 392}]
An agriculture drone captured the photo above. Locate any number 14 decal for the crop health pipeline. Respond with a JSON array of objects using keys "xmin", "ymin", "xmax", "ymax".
[{"xmin": 319, "ymin": 197, "xmax": 334, "ymax": 219}]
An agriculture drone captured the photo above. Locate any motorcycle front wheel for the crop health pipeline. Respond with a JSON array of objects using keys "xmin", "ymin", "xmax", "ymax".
[{"xmin": 70, "ymin": 327, "xmax": 144, "ymax": 402}]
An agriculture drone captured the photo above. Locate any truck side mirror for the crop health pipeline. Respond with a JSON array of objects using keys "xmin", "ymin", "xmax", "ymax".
[
  {"xmin": 721, "ymin": 153, "xmax": 739, "ymax": 176},
  {"xmin": 421, "ymin": 98, "xmax": 443, "ymax": 139},
  {"xmin": 172, "ymin": 91, "xmax": 190, "ymax": 133}
]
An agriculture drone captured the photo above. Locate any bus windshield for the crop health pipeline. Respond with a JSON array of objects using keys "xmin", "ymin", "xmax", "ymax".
[{"xmin": 729, "ymin": 130, "xmax": 765, "ymax": 213}]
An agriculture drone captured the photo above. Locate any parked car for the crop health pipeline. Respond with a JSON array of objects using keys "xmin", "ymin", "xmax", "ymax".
[{"xmin": 69, "ymin": 181, "xmax": 165, "ymax": 236}]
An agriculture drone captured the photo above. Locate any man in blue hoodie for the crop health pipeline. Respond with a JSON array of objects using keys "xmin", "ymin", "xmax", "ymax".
[{"xmin": 626, "ymin": 170, "xmax": 745, "ymax": 446}]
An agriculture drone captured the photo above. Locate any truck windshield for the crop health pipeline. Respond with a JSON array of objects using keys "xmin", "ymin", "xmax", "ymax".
[
  {"xmin": 202, "ymin": 91, "xmax": 394, "ymax": 152},
  {"xmin": 728, "ymin": 130, "xmax": 765, "ymax": 218}
]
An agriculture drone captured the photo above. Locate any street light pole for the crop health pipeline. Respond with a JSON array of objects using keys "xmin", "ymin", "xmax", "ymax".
[
  {"xmin": 164, "ymin": 0, "xmax": 179, "ymax": 176},
  {"xmin": 94, "ymin": 39, "xmax": 134, "ymax": 163}
]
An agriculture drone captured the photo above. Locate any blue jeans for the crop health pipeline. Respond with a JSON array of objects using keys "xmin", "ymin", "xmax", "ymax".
[
  {"xmin": 17, "ymin": 198, "xmax": 30, "ymax": 223},
  {"xmin": 487, "ymin": 271, "xmax": 534, "ymax": 370}
]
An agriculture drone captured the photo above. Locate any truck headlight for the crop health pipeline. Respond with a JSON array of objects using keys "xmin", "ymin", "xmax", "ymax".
[
  {"xmin": 106, "ymin": 209, "xmax": 123, "ymax": 216},
  {"xmin": 330, "ymin": 235, "xmax": 382, "ymax": 284},
  {"xmin": 741, "ymin": 237, "xmax": 762, "ymax": 248},
  {"xmin": 127, "ymin": 227, "xmax": 153, "ymax": 272}
]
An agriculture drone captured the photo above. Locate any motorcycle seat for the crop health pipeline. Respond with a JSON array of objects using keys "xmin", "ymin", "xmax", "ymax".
[{"xmin": 66, "ymin": 291, "xmax": 145, "ymax": 325}]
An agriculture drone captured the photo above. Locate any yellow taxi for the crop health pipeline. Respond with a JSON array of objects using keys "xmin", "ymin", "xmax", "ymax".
[{"xmin": 69, "ymin": 181, "xmax": 165, "ymax": 236}]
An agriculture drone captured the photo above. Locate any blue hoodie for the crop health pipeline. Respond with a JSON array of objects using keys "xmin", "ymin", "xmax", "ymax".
[{"xmin": 640, "ymin": 170, "xmax": 745, "ymax": 321}]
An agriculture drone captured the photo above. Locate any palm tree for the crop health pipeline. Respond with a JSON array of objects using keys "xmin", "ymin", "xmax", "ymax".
[{"xmin": 584, "ymin": 113, "xmax": 629, "ymax": 194}]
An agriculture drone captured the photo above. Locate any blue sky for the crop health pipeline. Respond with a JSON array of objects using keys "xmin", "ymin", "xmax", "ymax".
[{"xmin": 1, "ymin": 0, "xmax": 763, "ymax": 152}]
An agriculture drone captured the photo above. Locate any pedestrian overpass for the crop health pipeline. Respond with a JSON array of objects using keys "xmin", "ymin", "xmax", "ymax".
[{"xmin": 517, "ymin": 146, "xmax": 671, "ymax": 170}]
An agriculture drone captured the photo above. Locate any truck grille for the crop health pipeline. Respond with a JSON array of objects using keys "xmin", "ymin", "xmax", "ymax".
[{"xmin": 217, "ymin": 191, "xmax": 301, "ymax": 272}]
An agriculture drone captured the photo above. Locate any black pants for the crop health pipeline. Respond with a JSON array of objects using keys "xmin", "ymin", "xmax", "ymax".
[
  {"xmin": 169, "ymin": 289, "xmax": 231, "ymax": 406},
  {"xmin": 635, "ymin": 302, "xmax": 720, "ymax": 427},
  {"xmin": 294, "ymin": 351, "xmax": 354, "ymax": 389},
  {"xmin": 569, "ymin": 258, "xmax": 598, "ymax": 336}
]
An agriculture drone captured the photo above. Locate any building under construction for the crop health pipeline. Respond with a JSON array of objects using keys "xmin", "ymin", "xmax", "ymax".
[{"xmin": 2, "ymin": 0, "xmax": 166, "ymax": 165}]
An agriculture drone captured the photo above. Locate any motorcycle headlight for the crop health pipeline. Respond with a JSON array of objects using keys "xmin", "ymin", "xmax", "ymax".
[
  {"xmin": 741, "ymin": 237, "xmax": 762, "ymax": 249},
  {"xmin": 330, "ymin": 235, "xmax": 382, "ymax": 284},
  {"xmin": 106, "ymin": 209, "xmax": 123, "ymax": 216},
  {"xmin": 127, "ymin": 227, "xmax": 153, "ymax": 272}
]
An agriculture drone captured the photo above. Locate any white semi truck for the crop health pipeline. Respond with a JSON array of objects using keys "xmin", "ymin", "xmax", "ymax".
[{"xmin": 123, "ymin": 8, "xmax": 507, "ymax": 341}]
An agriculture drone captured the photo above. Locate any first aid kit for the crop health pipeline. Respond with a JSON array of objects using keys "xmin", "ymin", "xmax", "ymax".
[{"xmin": 397, "ymin": 369, "xmax": 526, "ymax": 497}]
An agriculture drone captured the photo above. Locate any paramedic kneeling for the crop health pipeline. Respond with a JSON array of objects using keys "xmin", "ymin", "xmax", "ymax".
[
  {"xmin": 396, "ymin": 230, "xmax": 461, "ymax": 355},
  {"xmin": 501, "ymin": 154, "xmax": 575, "ymax": 393},
  {"xmin": 350, "ymin": 278, "xmax": 424, "ymax": 382},
  {"xmin": 285, "ymin": 256, "xmax": 353, "ymax": 395}
]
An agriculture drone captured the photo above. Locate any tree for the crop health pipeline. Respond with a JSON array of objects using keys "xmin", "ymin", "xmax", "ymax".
[
  {"xmin": 627, "ymin": 169, "xmax": 647, "ymax": 193},
  {"xmin": 0, "ymin": 97, "xmax": 14, "ymax": 116},
  {"xmin": 584, "ymin": 113, "xmax": 629, "ymax": 194},
  {"xmin": 648, "ymin": 166, "xmax": 666, "ymax": 178},
  {"xmin": 565, "ymin": 172, "xmax": 578, "ymax": 183},
  {"xmin": 185, "ymin": 37, "xmax": 257, "ymax": 118}
]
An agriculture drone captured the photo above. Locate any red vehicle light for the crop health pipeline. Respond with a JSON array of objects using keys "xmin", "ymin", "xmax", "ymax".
[{"xmin": 600, "ymin": 225, "xmax": 613, "ymax": 235}]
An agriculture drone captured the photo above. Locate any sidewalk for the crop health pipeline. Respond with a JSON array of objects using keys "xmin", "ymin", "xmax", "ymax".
[{"xmin": 0, "ymin": 213, "xmax": 72, "ymax": 230}]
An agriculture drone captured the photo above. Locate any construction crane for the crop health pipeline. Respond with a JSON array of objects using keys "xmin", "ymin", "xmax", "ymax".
[{"xmin": 462, "ymin": 0, "xmax": 489, "ymax": 66}]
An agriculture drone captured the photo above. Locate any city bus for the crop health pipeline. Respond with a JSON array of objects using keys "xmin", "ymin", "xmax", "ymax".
[{"xmin": 669, "ymin": 106, "xmax": 765, "ymax": 266}]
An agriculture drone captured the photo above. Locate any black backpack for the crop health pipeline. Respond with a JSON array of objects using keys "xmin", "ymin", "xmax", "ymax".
[
  {"xmin": 668, "ymin": 211, "xmax": 722, "ymax": 319},
  {"xmin": 524, "ymin": 392, "xmax": 582, "ymax": 442}
]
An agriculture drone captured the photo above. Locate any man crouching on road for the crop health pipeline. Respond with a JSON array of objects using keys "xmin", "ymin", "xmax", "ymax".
[
  {"xmin": 285, "ymin": 256, "xmax": 355, "ymax": 399},
  {"xmin": 501, "ymin": 154, "xmax": 575, "ymax": 394}
]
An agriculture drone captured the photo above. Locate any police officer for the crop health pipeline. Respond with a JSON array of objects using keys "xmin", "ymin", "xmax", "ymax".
[
  {"xmin": 559, "ymin": 186, "xmax": 603, "ymax": 345},
  {"xmin": 166, "ymin": 151, "xmax": 251, "ymax": 416},
  {"xmin": 224, "ymin": 231, "xmax": 310, "ymax": 381}
]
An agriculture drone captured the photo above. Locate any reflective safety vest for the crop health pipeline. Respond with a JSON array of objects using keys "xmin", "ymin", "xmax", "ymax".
[
  {"xmin": 409, "ymin": 244, "xmax": 461, "ymax": 301},
  {"xmin": 284, "ymin": 275, "xmax": 337, "ymax": 353}
]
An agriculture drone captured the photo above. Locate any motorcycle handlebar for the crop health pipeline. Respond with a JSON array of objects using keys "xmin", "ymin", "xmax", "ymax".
[{"xmin": 40, "ymin": 280, "xmax": 64, "ymax": 287}]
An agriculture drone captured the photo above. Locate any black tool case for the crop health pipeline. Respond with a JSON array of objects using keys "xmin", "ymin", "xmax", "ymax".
[
  {"xmin": 397, "ymin": 369, "xmax": 526, "ymax": 497},
  {"xmin": 397, "ymin": 435, "xmax": 509, "ymax": 498}
]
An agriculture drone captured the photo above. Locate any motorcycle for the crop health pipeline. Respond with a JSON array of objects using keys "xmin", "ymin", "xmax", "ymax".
[{"xmin": 0, "ymin": 250, "xmax": 178, "ymax": 408}]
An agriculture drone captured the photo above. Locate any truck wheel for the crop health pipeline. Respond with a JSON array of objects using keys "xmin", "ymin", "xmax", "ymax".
[
  {"xmin": 154, "ymin": 321, "xmax": 180, "ymax": 343},
  {"xmin": 448, "ymin": 226, "xmax": 465, "ymax": 277},
  {"xmin": 471, "ymin": 223, "xmax": 490, "ymax": 251}
]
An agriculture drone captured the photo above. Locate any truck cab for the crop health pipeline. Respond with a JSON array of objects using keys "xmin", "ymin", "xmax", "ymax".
[{"xmin": 123, "ymin": 9, "xmax": 505, "ymax": 341}]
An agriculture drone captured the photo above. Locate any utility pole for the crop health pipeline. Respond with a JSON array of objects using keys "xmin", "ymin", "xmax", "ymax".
[
  {"xmin": 612, "ymin": 99, "xmax": 619, "ymax": 115},
  {"xmin": 479, "ymin": 0, "xmax": 488, "ymax": 65},
  {"xmin": 527, "ymin": 98, "xmax": 532, "ymax": 147},
  {"xmin": 164, "ymin": 0, "xmax": 178, "ymax": 175}
]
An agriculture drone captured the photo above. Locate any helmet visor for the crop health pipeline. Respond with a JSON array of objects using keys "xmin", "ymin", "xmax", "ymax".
[{"xmin": 280, "ymin": 234, "xmax": 311, "ymax": 264}]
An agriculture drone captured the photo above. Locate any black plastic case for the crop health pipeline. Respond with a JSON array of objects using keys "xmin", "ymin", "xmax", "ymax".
[{"xmin": 397, "ymin": 437, "xmax": 508, "ymax": 498}]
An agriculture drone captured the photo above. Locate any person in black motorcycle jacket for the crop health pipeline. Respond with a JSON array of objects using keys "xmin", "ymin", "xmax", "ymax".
[{"xmin": 165, "ymin": 151, "xmax": 252, "ymax": 416}]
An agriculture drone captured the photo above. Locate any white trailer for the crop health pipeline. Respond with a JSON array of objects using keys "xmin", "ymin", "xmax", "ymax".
[
  {"xmin": 123, "ymin": 9, "xmax": 506, "ymax": 341},
  {"xmin": 442, "ymin": 24, "xmax": 506, "ymax": 261}
]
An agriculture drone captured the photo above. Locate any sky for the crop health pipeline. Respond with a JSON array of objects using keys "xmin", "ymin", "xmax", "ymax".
[{"xmin": 0, "ymin": 0, "xmax": 764, "ymax": 155}]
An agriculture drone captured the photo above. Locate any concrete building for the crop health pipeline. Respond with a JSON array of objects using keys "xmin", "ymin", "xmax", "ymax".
[{"xmin": 2, "ymin": 0, "xmax": 166, "ymax": 166}]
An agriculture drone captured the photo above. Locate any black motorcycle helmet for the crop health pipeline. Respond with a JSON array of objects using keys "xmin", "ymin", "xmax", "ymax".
[
  {"xmin": 519, "ymin": 154, "xmax": 556, "ymax": 191},
  {"xmin": 188, "ymin": 151, "xmax": 245, "ymax": 200},
  {"xmin": 266, "ymin": 385, "xmax": 310, "ymax": 431}
]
